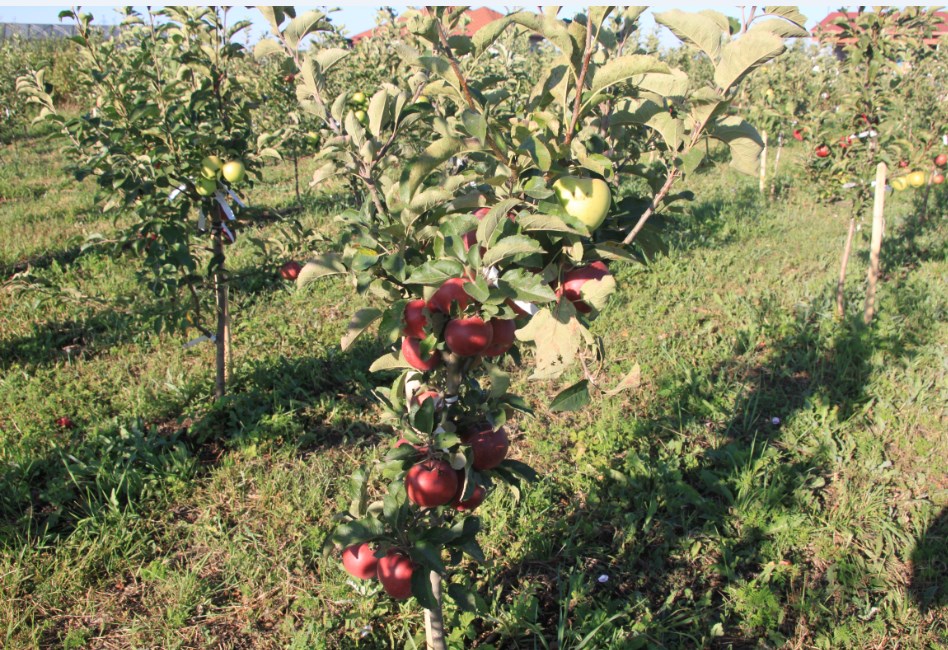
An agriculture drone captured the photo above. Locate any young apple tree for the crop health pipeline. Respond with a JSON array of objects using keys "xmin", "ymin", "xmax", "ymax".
[
  {"xmin": 259, "ymin": 6, "xmax": 799, "ymax": 647},
  {"xmin": 17, "ymin": 7, "xmax": 279, "ymax": 398}
]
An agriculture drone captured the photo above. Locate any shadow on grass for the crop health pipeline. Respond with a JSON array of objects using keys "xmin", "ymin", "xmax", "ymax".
[
  {"xmin": 0, "ymin": 336, "xmax": 389, "ymax": 549},
  {"xmin": 910, "ymin": 507, "xmax": 948, "ymax": 613},
  {"xmin": 487, "ymin": 294, "xmax": 935, "ymax": 646}
]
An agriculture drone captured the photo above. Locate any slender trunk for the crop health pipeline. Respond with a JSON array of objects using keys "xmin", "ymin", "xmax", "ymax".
[
  {"xmin": 863, "ymin": 162, "xmax": 887, "ymax": 325},
  {"xmin": 770, "ymin": 134, "xmax": 783, "ymax": 198},
  {"xmin": 212, "ymin": 219, "xmax": 228, "ymax": 399},
  {"xmin": 424, "ymin": 572, "xmax": 447, "ymax": 650},
  {"xmin": 759, "ymin": 131, "xmax": 767, "ymax": 195},
  {"xmin": 836, "ymin": 216, "xmax": 857, "ymax": 320}
]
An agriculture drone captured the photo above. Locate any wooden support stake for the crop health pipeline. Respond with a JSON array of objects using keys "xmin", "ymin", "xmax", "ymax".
[
  {"xmin": 759, "ymin": 131, "xmax": 768, "ymax": 194},
  {"xmin": 863, "ymin": 162, "xmax": 887, "ymax": 325}
]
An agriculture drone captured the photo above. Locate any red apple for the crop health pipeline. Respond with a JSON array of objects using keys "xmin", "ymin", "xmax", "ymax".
[
  {"xmin": 933, "ymin": 173, "xmax": 945, "ymax": 185},
  {"xmin": 428, "ymin": 277, "xmax": 472, "ymax": 314},
  {"xmin": 559, "ymin": 261, "xmax": 611, "ymax": 314},
  {"xmin": 405, "ymin": 459, "xmax": 459, "ymax": 507},
  {"xmin": 342, "ymin": 542, "xmax": 379, "ymax": 580},
  {"xmin": 452, "ymin": 475, "xmax": 487, "ymax": 511},
  {"xmin": 792, "ymin": 129, "xmax": 804, "ymax": 141},
  {"xmin": 815, "ymin": 144, "xmax": 830, "ymax": 158},
  {"xmin": 444, "ymin": 317, "xmax": 493, "ymax": 356},
  {"xmin": 899, "ymin": 159, "xmax": 910, "ymax": 168},
  {"xmin": 401, "ymin": 337, "xmax": 441, "ymax": 371},
  {"xmin": 410, "ymin": 390, "xmax": 443, "ymax": 409},
  {"xmin": 935, "ymin": 154, "xmax": 947, "ymax": 168},
  {"xmin": 280, "ymin": 261, "xmax": 301, "ymax": 280},
  {"xmin": 56, "ymin": 416, "xmax": 74, "ymax": 429},
  {"xmin": 463, "ymin": 425, "xmax": 509, "ymax": 470},
  {"xmin": 403, "ymin": 299, "xmax": 428, "ymax": 338},
  {"xmin": 481, "ymin": 318, "xmax": 517, "ymax": 357},
  {"xmin": 377, "ymin": 551, "xmax": 415, "ymax": 600}
]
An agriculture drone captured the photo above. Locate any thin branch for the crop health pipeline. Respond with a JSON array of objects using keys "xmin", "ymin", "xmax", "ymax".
[
  {"xmin": 564, "ymin": 17, "xmax": 595, "ymax": 147},
  {"xmin": 621, "ymin": 169, "xmax": 680, "ymax": 246}
]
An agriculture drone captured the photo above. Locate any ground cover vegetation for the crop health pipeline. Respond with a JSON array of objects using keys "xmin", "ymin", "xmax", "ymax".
[{"xmin": 0, "ymin": 5, "xmax": 946, "ymax": 648}]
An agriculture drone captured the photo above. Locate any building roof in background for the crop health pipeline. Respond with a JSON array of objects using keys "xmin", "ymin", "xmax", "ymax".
[
  {"xmin": 812, "ymin": 10, "xmax": 948, "ymax": 45},
  {"xmin": 351, "ymin": 7, "xmax": 505, "ymax": 44}
]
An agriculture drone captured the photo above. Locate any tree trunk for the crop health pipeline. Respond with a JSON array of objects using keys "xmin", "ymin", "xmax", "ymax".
[
  {"xmin": 424, "ymin": 571, "xmax": 447, "ymax": 650},
  {"xmin": 212, "ymin": 218, "xmax": 228, "ymax": 399},
  {"xmin": 863, "ymin": 162, "xmax": 887, "ymax": 324},
  {"xmin": 836, "ymin": 216, "xmax": 857, "ymax": 320}
]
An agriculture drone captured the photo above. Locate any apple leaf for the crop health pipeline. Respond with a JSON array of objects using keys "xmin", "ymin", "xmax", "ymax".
[
  {"xmin": 549, "ymin": 379, "xmax": 591, "ymax": 412},
  {"xmin": 500, "ymin": 268, "xmax": 557, "ymax": 304},
  {"xmin": 580, "ymin": 274, "xmax": 617, "ymax": 313},
  {"xmin": 410, "ymin": 540, "xmax": 446, "ymax": 574},
  {"xmin": 297, "ymin": 253, "xmax": 346, "ymax": 288},
  {"xmin": 714, "ymin": 29, "xmax": 786, "ymax": 92},
  {"xmin": 605, "ymin": 363, "xmax": 642, "ymax": 397},
  {"xmin": 749, "ymin": 17, "xmax": 809, "ymax": 38},
  {"xmin": 406, "ymin": 259, "xmax": 465, "ymax": 285},
  {"xmin": 411, "ymin": 566, "xmax": 439, "ymax": 610},
  {"xmin": 519, "ymin": 135, "xmax": 552, "ymax": 172},
  {"xmin": 253, "ymin": 38, "xmax": 283, "ymax": 59},
  {"xmin": 370, "ymin": 352, "xmax": 412, "ymax": 373},
  {"xmin": 708, "ymin": 116, "xmax": 765, "ymax": 176},
  {"xmin": 331, "ymin": 516, "xmax": 385, "ymax": 547},
  {"xmin": 476, "ymin": 198, "xmax": 521, "ymax": 247},
  {"xmin": 515, "ymin": 301, "xmax": 592, "ymax": 379},
  {"xmin": 498, "ymin": 459, "xmax": 540, "ymax": 482},
  {"xmin": 341, "ymin": 308, "xmax": 382, "ymax": 351},
  {"xmin": 654, "ymin": 10, "xmax": 725, "ymax": 61},
  {"xmin": 447, "ymin": 583, "xmax": 479, "ymax": 613},
  {"xmin": 400, "ymin": 137, "xmax": 463, "ymax": 205},
  {"xmin": 763, "ymin": 6, "xmax": 808, "ymax": 28},
  {"xmin": 482, "ymin": 235, "xmax": 544, "ymax": 267},
  {"xmin": 589, "ymin": 54, "xmax": 670, "ymax": 97},
  {"xmin": 516, "ymin": 213, "xmax": 582, "ymax": 235},
  {"xmin": 284, "ymin": 10, "xmax": 331, "ymax": 52}
]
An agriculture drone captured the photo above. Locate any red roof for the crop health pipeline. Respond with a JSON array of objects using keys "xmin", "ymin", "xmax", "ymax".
[
  {"xmin": 351, "ymin": 7, "xmax": 505, "ymax": 44},
  {"xmin": 813, "ymin": 10, "xmax": 948, "ymax": 45}
]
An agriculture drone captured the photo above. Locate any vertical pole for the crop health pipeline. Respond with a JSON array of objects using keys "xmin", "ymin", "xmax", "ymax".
[
  {"xmin": 770, "ymin": 133, "xmax": 783, "ymax": 198},
  {"xmin": 212, "ymin": 215, "xmax": 228, "ymax": 399},
  {"xmin": 759, "ymin": 131, "xmax": 768, "ymax": 194},
  {"xmin": 863, "ymin": 162, "xmax": 887, "ymax": 324},
  {"xmin": 836, "ymin": 216, "xmax": 857, "ymax": 319}
]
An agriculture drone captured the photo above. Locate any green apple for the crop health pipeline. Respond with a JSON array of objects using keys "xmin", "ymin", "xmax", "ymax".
[
  {"xmin": 221, "ymin": 160, "xmax": 246, "ymax": 184},
  {"xmin": 552, "ymin": 176, "xmax": 611, "ymax": 231},
  {"xmin": 354, "ymin": 109, "xmax": 368, "ymax": 127},
  {"xmin": 201, "ymin": 155, "xmax": 223, "ymax": 179},
  {"xmin": 351, "ymin": 91, "xmax": 366, "ymax": 105},
  {"xmin": 907, "ymin": 170, "xmax": 927, "ymax": 188},
  {"xmin": 195, "ymin": 177, "xmax": 217, "ymax": 196}
]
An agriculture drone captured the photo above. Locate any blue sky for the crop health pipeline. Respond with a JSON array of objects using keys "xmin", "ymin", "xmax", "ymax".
[{"xmin": 0, "ymin": 5, "xmax": 834, "ymax": 42}]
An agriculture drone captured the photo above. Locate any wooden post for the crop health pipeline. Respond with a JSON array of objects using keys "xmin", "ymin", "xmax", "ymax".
[
  {"xmin": 759, "ymin": 131, "xmax": 768, "ymax": 194},
  {"xmin": 212, "ymin": 211, "xmax": 229, "ymax": 399},
  {"xmin": 863, "ymin": 162, "xmax": 887, "ymax": 324},
  {"xmin": 770, "ymin": 133, "xmax": 783, "ymax": 198}
]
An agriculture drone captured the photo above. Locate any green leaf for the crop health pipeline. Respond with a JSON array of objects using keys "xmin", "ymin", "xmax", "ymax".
[
  {"xmin": 406, "ymin": 259, "xmax": 465, "ymax": 285},
  {"xmin": 654, "ymin": 10, "xmax": 725, "ymax": 61},
  {"xmin": 370, "ymin": 352, "xmax": 412, "ymax": 373},
  {"xmin": 516, "ymin": 213, "xmax": 581, "ymax": 235},
  {"xmin": 589, "ymin": 55, "xmax": 670, "ymax": 96},
  {"xmin": 461, "ymin": 109, "xmax": 487, "ymax": 144},
  {"xmin": 680, "ymin": 147, "xmax": 706, "ymax": 174},
  {"xmin": 749, "ymin": 17, "xmax": 809, "ymax": 38},
  {"xmin": 411, "ymin": 568, "xmax": 439, "ymax": 610},
  {"xmin": 519, "ymin": 136, "xmax": 552, "ymax": 172},
  {"xmin": 400, "ymin": 138, "xmax": 464, "ymax": 205},
  {"xmin": 763, "ymin": 6, "xmax": 808, "ymax": 28},
  {"xmin": 487, "ymin": 364, "xmax": 511, "ymax": 399},
  {"xmin": 476, "ymin": 198, "xmax": 521, "ymax": 247},
  {"xmin": 447, "ymin": 583, "xmax": 478, "ymax": 613},
  {"xmin": 549, "ymin": 379, "xmax": 591, "ymax": 412},
  {"xmin": 297, "ymin": 253, "xmax": 347, "ymax": 288},
  {"xmin": 253, "ymin": 38, "xmax": 284, "ymax": 59},
  {"xmin": 500, "ymin": 268, "xmax": 558, "ymax": 303},
  {"xmin": 409, "ymin": 540, "xmax": 446, "ymax": 573},
  {"xmin": 284, "ymin": 10, "xmax": 330, "ymax": 51},
  {"xmin": 498, "ymin": 459, "xmax": 540, "ymax": 482},
  {"xmin": 341, "ymin": 308, "xmax": 382, "ymax": 351},
  {"xmin": 713, "ymin": 30, "xmax": 786, "ymax": 92},
  {"xmin": 708, "ymin": 116, "xmax": 765, "ymax": 176},
  {"xmin": 482, "ymin": 235, "xmax": 544, "ymax": 267}
]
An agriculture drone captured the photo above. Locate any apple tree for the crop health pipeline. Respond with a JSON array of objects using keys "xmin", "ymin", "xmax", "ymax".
[
  {"xmin": 259, "ymin": 5, "xmax": 800, "ymax": 646},
  {"xmin": 17, "ymin": 7, "xmax": 278, "ymax": 398}
]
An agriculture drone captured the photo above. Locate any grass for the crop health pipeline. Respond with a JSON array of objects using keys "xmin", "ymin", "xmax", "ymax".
[{"xmin": 0, "ymin": 133, "xmax": 946, "ymax": 649}]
